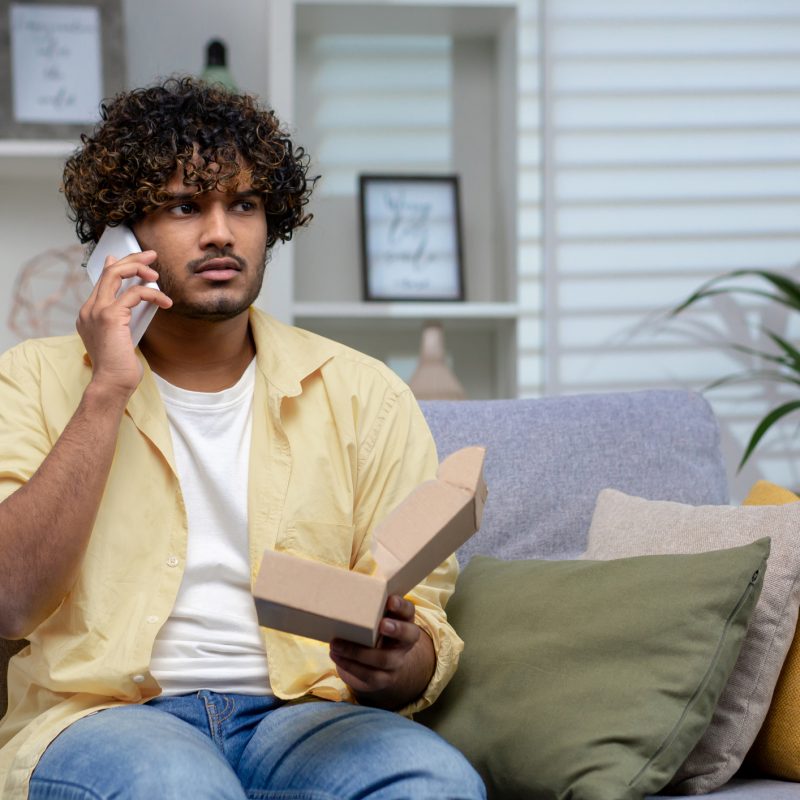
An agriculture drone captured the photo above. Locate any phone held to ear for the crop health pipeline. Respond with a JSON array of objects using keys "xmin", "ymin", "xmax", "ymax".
[{"xmin": 86, "ymin": 225, "xmax": 160, "ymax": 347}]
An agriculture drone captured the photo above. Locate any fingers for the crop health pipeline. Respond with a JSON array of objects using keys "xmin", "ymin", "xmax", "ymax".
[
  {"xmin": 328, "ymin": 594, "xmax": 424, "ymax": 699},
  {"xmin": 329, "ymin": 596, "xmax": 417, "ymax": 660},
  {"xmin": 384, "ymin": 594, "xmax": 416, "ymax": 623},
  {"xmin": 330, "ymin": 653, "xmax": 391, "ymax": 695},
  {"xmin": 77, "ymin": 248, "xmax": 172, "ymax": 373},
  {"xmin": 329, "ymin": 595, "xmax": 419, "ymax": 679},
  {"xmin": 331, "ymin": 618, "xmax": 419, "ymax": 667},
  {"xmin": 116, "ymin": 284, "xmax": 173, "ymax": 311},
  {"xmin": 329, "ymin": 638, "xmax": 416, "ymax": 694},
  {"xmin": 81, "ymin": 250, "xmax": 172, "ymax": 332},
  {"xmin": 91, "ymin": 251, "xmax": 159, "ymax": 304}
]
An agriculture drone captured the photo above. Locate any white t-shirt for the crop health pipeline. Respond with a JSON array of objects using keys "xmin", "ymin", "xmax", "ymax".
[{"xmin": 149, "ymin": 360, "xmax": 271, "ymax": 695}]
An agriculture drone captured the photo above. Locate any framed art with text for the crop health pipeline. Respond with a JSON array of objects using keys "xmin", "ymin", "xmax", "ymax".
[
  {"xmin": 359, "ymin": 174, "xmax": 465, "ymax": 301},
  {"xmin": 0, "ymin": 0, "xmax": 126, "ymax": 138}
]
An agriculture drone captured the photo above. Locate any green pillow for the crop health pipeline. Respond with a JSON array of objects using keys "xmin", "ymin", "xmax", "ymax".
[{"xmin": 417, "ymin": 540, "xmax": 768, "ymax": 800}]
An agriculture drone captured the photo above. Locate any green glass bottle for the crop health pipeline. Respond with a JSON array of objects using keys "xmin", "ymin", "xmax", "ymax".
[{"xmin": 202, "ymin": 39, "xmax": 237, "ymax": 92}]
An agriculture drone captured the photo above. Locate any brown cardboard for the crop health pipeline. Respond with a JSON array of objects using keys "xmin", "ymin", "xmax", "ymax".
[
  {"xmin": 253, "ymin": 446, "xmax": 487, "ymax": 646},
  {"xmin": 253, "ymin": 550, "xmax": 388, "ymax": 644}
]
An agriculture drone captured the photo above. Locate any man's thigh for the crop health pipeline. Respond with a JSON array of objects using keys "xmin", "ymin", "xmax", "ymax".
[
  {"xmin": 238, "ymin": 700, "xmax": 486, "ymax": 800},
  {"xmin": 30, "ymin": 704, "xmax": 247, "ymax": 800}
]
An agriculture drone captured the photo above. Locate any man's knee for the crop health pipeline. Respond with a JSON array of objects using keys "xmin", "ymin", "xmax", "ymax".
[
  {"xmin": 30, "ymin": 705, "xmax": 246, "ymax": 800},
  {"xmin": 240, "ymin": 700, "xmax": 485, "ymax": 799},
  {"xmin": 384, "ymin": 715, "xmax": 486, "ymax": 798}
]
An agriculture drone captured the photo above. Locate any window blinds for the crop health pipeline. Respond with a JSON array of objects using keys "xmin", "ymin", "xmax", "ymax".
[
  {"xmin": 295, "ymin": 34, "xmax": 452, "ymax": 196},
  {"xmin": 522, "ymin": 0, "xmax": 800, "ymax": 494}
]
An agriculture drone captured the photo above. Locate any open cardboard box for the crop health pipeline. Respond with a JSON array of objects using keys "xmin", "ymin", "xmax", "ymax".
[{"xmin": 253, "ymin": 446, "xmax": 487, "ymax": 646}]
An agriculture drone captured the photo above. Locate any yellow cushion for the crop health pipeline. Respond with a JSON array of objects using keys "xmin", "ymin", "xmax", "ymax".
[{"xmin": 745, "ymin": 480, "xmax": 800, "ymax": 780}]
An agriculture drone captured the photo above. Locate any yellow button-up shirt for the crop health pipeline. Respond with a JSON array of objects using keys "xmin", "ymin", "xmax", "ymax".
[{"xmin": 0, "ymin": 308, "xmax": 463, "ymax": 799}]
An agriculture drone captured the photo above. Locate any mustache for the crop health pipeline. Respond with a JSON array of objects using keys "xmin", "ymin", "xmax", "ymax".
[{"xmin": 186, "ymin": 250, "xmax": 247, "ymax": 272}]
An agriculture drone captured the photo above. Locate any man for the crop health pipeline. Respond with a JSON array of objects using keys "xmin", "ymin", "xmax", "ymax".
[{"xmin": 0, "ymin": 77, "xmax": 485, "ymax": 799}]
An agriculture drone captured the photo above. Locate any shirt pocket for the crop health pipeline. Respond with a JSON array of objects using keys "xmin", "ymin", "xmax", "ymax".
[{"xmin": 276, "ymin": 520, "xmax": 356, "ymax": 569}]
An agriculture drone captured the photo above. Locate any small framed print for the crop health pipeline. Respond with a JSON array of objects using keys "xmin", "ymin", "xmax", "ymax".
[
  {"xmin": 359, "ymin": 174, "xmax": 465, "ymax": 302},
  {"xmin": 0, "ymin": 0, "xmax": 126, "ymax": 138}
]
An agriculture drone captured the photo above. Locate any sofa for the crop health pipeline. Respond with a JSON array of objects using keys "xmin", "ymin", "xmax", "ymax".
[
  {"xmin": 1, "ymin": 389, "xmax": 799, "ymax": 798},
  {"xmin": 417, "ymin": 390, "xmax": 800, "ymax": 799}
]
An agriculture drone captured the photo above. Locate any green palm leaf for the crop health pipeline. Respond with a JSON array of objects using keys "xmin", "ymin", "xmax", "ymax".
[
  {"xmin": 763, "ymin": 330, "xmax": 800, "ymax": 372},
  {"xmin": 667, "ymin": 266, "xmax": 800, "ymax": 469},
  {"xmin": 728, "ymin": 342, "xmax": 797, "ymax": 369},
  {"xmin": 705, "ymin": 369, "xmax": 800, "ymax": 393},
  {"xmin": 738, "ymin": 400, "xmax": 800, "ymax": 471},
  {"xmin": 671, "ymin": 269, "xmax": 800, "ymax": 316}
]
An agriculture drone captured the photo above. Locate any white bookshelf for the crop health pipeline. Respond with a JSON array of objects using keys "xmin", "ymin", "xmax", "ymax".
[
  {"xmin": 294, "ymin": 301, "xmax": 520, "ymax": 322},
  {"xmin": 0, "ymin": 140, "xmax": 76, "ymax": 178},
  {"xmin": 269, "ymin": 0, "xmax": 521, "ymax": 397},
  {"xmin": 0, "ymin": 0, "xmax": 522, "ymax": 398}
]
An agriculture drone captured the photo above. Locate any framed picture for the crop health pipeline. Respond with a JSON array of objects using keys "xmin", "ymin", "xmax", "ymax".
[
  {"xmin": 0, "ymin": 0, "xmax": 126, "ymax": 139},
  {"xmin": 359, "ymin": 174, "xmax": 465, "ymax": 301}
]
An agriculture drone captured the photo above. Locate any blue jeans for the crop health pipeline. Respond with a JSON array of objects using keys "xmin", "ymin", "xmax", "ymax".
[{"xmin": 29, "ymin": 692, "xmax": 485, "ymax": 799}]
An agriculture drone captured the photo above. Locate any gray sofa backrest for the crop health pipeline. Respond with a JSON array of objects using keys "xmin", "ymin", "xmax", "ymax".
[{"xmin": 420, "ymin": 389, "xmax": 729, "ymax": 565}]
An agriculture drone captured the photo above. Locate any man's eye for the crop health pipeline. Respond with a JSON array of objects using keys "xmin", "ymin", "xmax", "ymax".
[
  {"xmin": 236, "ymin": 200, "xmax": 257, "ymax": 212},
  {"xmin": 169, "ymin": 203, "xmax": 195, "ymax": 216}
]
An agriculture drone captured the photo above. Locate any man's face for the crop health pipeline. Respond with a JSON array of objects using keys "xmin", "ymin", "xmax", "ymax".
[{"xmin": 132, "ymin": 167, "xmax": 269, "ymax": 321}]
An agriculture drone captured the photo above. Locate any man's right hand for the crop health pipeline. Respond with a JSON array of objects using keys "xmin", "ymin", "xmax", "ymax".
[{"xmin": 77, "ymin": 251, "xmax": 172, "ymax": 398}]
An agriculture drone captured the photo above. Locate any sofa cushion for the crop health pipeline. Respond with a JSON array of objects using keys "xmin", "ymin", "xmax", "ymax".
[
  {"xmin": 583, "ymin": 489, "xmax": 800, "ymax": 795},
  {"xmin": 420, "ymin": 390, "xmax": 728, "ymax": 565},
  {"xmin": 417, "ymin": 541, "xmax": 767, "ymax": 800},
  {"xmin": 743, "ymin": 481, "xmax": 800, "ymax": 781},
  {"xmin": 651, "ymin": 778, "xmax": 800, "ymax": 798}
]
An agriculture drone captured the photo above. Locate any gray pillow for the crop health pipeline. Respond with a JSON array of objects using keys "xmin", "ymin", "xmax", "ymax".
[
  {"xmin": 420, "ymin": 390, "xmax": 729, "ymax": 564},
  {"xmin": 583, "ymin": 489, "xmax": 800, "ymax": 794}
]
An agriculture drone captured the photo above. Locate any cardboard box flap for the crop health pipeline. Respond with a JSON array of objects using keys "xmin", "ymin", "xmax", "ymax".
[
  {"xmin": 372, "ymin": 480, "xmax": 472, "ymax": 579},
  {"xmin": 382, "ymin": 499, "xmax": 476, "ymax": 598},
  {"xmin": 371, "ymin": 446, "xmax": 488, "ymax": 595},
  {"xmin": 437, "ymin": 446, "xmax": 486, "ymax": 494},
  {"xmin": 437, "ymin": 446, "xmax": 488, "ymax": 529}
]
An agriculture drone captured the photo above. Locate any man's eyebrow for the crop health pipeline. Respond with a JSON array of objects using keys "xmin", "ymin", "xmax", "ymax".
[
  {"xmin": 165, "ymin": 192, "xmax": 198, "ymax": 202},
  {"xmin": 164, "ymin": 190, "xmax": 262, "ymax": 201}
]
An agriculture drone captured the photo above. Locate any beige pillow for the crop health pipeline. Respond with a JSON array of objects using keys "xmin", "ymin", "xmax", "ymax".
[{"xmin": 583, "ymin": 488, "xmax": 800, "ymax": 795}]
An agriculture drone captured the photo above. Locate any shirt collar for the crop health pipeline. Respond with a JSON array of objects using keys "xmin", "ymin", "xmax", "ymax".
[
  {"xmin": 248, "ymin": 307, "xmax": 336, "ymax": 399},
  {"xmin": 80, "ymin": 307, "xmax": 335, "ymax": 450}
]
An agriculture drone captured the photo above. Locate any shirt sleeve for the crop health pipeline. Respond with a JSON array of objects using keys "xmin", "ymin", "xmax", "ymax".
[
  {"xmin": 0, "ymin": 343, "xmax": 51, "ymax": 503},
  {"xmin": 351, "ymin": 384, "xmax": 464, "ymax": 716}
]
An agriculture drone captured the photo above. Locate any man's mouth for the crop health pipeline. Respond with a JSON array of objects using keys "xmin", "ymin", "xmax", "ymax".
[{"xmin": 194, "ymin": 257, "xmax": 243, "ymax": 281}]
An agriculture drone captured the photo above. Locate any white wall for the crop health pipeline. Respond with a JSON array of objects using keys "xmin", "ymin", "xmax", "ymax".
[{"xmin": 122, "ymin": 0, "xmax": 270, "ymax": 100}]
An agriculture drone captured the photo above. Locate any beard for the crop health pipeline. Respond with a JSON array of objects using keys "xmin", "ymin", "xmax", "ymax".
[{"xmin": 155, "ymin": 246, "xmax": 269, "ymax": 321}]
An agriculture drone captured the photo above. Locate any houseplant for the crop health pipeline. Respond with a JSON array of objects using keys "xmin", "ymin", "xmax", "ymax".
[{"xmin": 669, "ymin": 268, "xmax": 800, "ymax": 471}]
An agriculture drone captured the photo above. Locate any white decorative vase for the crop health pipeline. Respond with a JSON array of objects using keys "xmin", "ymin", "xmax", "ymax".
[{"xmin": 408, "ymin": 322, "xmax": 466, "ymax": 401}]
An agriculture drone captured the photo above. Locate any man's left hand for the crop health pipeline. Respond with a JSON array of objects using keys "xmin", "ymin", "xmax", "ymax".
[{"xmin": 329, "ymin": 594, "xmax": 435, "ymax": 711}]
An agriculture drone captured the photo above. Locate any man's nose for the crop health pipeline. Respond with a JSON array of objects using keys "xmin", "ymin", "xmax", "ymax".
[{"xmin": 199, "ymin": 206, "xmax": 235, "ymax": 250}]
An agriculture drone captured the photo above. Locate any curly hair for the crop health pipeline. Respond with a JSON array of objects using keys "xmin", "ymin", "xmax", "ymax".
[{"xmin": 62, "ymin": 76, "xmax": 315, "ymax": 247}]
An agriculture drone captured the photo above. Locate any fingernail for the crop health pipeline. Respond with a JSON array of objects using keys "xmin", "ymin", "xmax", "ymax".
[{"xmin": 383, "ymin": 620, "xmax": 397, "ymax": 634}]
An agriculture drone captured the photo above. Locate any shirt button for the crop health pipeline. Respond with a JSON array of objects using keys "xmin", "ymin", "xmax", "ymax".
[
  {"xmin": 166, "ymin": 556, "xmax": 179, "ymax": 567},
  {"xmin": 146, "ymin": 615, "xmax": 159, "ymax": 624},
  {"xmin": 132, "ymin": 674, "xmax": 145, "ymax": 684}
]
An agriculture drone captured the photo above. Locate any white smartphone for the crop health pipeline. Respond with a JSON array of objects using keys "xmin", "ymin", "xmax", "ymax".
[{"xmin": 86, "ymin": 225, "xmax": 160, "ymax": 346}]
